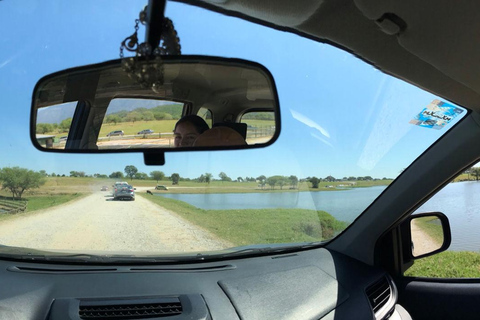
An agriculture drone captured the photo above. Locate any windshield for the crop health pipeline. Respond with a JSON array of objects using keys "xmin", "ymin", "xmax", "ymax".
[{"xmin": 0, "ymin": 1, "xmax": 467, "ymax": 260}]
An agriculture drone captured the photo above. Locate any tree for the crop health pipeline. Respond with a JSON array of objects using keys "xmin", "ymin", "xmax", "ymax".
[
  {"xmin": 237, "ymin": 177, "xmax": 244, "ymax": 182},
  {"xmin": 277, "ymin": 177, "xmax": 286, "ymax": 189},
  {"xmin": 219, "ymin": 172, "xmax": 231, "ymax": 182},
  {"xmin": 109, "ymin": 171, "xmax": 124, "ymax": 179},
  {"xmin": 324, "ymin": 175, "xmax": 336, "ymax": 182},
  {"xmin": 171, "ymin": 173, "xmax": 180, "ymax": 185},
  {"xmin": 266, "ymin": 176, "xmax": 279, "ymax": 189},
  {"xmin": 134, "ymin": 172, "xmax": 148, "ymax": 180},
  {"xmin": 142, "ymin": 111, "xmax": 154, "ymax": 121},
  {"xmin": 0, "ymin": 167, "xmax": 46, "ymax": 199},
  {"xmin": 198, "ymin": 174, "xmax": 206, "ymax": 183},
  {"xmin": 59, "ymin": 118, "xmax": 72, "ymax": 132},
  {"xmin": 125, "ymin": 112, "xmax": 141, "ymax": 123},
  {"xmin": 150, "ymin": 171, "xmax": 165, "ymax": 183},
  {"xmin": 472, "ymin": 167, "xmax": 480, "ymax": 181},
  {"xmin": 205, "ymin": 173, "xmax": 212, "ymax": 184},
  {"xmin": 36, "ymin": 123, "xmax": 53, "ymax": 134},
  {"xmin": 124, "ymin": 165, "xmax": 138, "ymax": 180},
  {"xmin": 289, "ymin": 175, "xmax": 298, "ymax": 189},
  {"xmin": 105, "ymin": 114, "xmax": 121, "ymax": 125},
  {"xmin": 309, "ymin": 177, "xmax": 320, "ymax": 188},
  {"xmin": 257, "ymin": 175, "xmax": 267, "ymax": 189}
]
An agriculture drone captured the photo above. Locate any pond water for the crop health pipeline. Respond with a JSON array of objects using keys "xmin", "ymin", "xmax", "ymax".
[
  {"xmin": 157, "ymin": 182, "xmax": 480, "ymax": 252},
  {"xmin": 414, "ymin": 181, "xmax": 480, "ymax": 252},
  {"xmin": 157, "ymin": 186, "xmax": 387, "ymax": 223}
]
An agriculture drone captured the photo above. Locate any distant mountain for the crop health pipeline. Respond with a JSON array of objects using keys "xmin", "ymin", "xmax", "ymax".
[{"xmin": 37, "ymin": 102, "xmax": 76, "ymax": 124}]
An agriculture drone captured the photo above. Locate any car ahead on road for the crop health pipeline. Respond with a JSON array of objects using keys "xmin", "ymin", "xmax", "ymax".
[
  {"xmin": 100, "ymin": 186, "xmax": 108, "ymax": 191},
  {"xmin": 2, "ymin": 1, "xmax": 480, "ymax": 320},
  {"xmin": 138, "ymin": 129, "xmax": 154, "ymax": 135},
  {"xmin": 155, "ymin": 185, "xmax": 168, "ymax": 190},
  {"xmin": 106, "ymin": 130, "xmax": 124, "ymax": 137},
  {"xmin": 113, "ymin": 184, "xmax": 135, "ymax": 201}
]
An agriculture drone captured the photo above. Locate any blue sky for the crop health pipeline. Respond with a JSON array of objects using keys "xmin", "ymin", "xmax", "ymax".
[{"xmin": 0, "ymin": 1, "xmax": 467, "ymax": 180}]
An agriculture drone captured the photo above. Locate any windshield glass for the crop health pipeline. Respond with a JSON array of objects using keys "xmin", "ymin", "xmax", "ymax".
[{"xmin": 0, "ymin": 1, "xmax": 467, "ymax": 259}]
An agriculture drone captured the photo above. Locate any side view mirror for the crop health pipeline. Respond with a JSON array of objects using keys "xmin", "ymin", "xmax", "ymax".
[{"xmin": 401, "ymin": 212, "xmax": 451, "ymax": 260}]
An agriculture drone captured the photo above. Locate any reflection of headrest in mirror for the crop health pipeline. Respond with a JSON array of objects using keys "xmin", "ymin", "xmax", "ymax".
[{"xmin": 193, "ymin": 126, "xmax": 247, "ymax": 147}]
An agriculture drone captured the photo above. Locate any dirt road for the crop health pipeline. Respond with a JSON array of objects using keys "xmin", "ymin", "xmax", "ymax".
[
  {"xmin": 0, "ymin": 192, "xmax": 231, "ymax": 254},
  {"xmin": 411, "ymin": 219, "xmax": 441, "ymax": 257}
]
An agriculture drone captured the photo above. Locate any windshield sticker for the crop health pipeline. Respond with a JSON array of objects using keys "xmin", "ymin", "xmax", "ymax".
[{"xmin": 410, "ymin": 99, "xmax": 464, "ymax": 130}]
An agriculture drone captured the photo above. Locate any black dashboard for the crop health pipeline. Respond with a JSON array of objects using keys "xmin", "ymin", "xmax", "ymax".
[{"xmin": 0, "ymin": 248, "xmax": 408, "ymax": 319}]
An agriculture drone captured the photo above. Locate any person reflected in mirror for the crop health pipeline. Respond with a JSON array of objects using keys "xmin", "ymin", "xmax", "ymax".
[
  {"xmin": 173, "ymin": 115, "xmax": 209, "ymax": 147},
  {"xmin": 193, "ymin": 126, "xmax": 247, "ymax": 147}
]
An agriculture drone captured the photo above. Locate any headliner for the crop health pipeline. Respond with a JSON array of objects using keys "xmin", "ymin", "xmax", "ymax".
[{"xmin": 175, "ymin": 0, "xmax": 480, "ymax": 112}]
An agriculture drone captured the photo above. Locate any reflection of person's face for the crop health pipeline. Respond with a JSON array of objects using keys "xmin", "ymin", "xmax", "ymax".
[{"xmin": 174, "ymin": 122, "xmax": 200, "ymax": 147}]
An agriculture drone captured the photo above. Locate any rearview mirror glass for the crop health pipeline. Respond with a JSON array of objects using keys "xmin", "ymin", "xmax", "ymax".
[
  {"xmin": 31, "ymin": 56, "xmax": 280, "ymax": 152},
  {"xmin": 409, "ymin": 212, "xmax": 451, "ymax": 258}
]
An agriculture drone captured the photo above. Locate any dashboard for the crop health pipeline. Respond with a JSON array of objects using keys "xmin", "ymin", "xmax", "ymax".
[{"xmin": 0, "ymin": 248, "xmax": 411, "ymax": 319}]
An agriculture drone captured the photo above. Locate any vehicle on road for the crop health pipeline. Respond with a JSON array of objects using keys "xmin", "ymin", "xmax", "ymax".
[
  {"xmin": 138, "ymin": 129, "xmax": 154, "ymax": 135},
  {"xmin": 155, "ymin": 185, "xmax": 168, "ymax": 190},
  {"xmin": 3, "ymin": 1, "xmax": 480, "ymax": 319},
  {"xmin": 106, "ymin": 130, "xmax": 124, "ymax": 137},
  {"xmin": 113, "ymin": 184, "xmax": 135, "ymax": 201},
  {"xmin": 100, "ymin": 186, "xmax": 108, "ymax": 191}
]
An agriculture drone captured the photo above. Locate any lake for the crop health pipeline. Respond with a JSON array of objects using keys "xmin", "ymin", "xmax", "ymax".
[
  {"xmin": 156, "ymin": 182, "xmax": 480, "ymax": 252},
  {"xmin": 157, "ymin": 186, "xmax": 387, "ymax": 223}
]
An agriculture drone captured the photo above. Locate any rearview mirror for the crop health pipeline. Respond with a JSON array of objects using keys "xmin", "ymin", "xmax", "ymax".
[{"xmin": 31, "ymin": 56, "xmax": 280, "ymax": 155}]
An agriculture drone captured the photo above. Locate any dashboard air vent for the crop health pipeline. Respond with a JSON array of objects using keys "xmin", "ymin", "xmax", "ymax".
[
  {"xmin": 79, "ymin": 297, "xmax": 182, "ymax": 319},
  {"xmin": 366, "ymin": 276, "xmax": 391, "ymax": 314}
]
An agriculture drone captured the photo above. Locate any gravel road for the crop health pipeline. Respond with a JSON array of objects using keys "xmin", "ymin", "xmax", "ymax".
[
  {"xmin": 411, "ymin": 219, "xmax": 441, "ymax": 257},
  {"xmin": 0, "ymin": 192, "xmax": 231, "ymax": 254}
]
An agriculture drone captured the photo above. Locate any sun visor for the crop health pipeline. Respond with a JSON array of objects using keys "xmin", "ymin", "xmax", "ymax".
[{"xmin": 353, "ymin": 0, "xmax": 480, "ymax": 97}]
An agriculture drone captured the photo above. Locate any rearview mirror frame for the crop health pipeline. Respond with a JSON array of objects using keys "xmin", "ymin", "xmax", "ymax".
[
  {"xmin": 401, "ymin": 212, "xmax": 451, "ymax": 261},
  {"xmin": 30, "ymin": 56, "xmax": 281, "ymax": 161}
]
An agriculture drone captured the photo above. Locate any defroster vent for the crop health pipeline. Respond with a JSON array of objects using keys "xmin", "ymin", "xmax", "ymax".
[
  {"xmin": 79, "ymin": 297, "xmax": 182, "ymax": 319},
  {"xmin": 366, "ymin": 276, "xmax": 391, "ymax": 314}
]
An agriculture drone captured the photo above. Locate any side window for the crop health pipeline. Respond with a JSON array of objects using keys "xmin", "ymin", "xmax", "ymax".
[
  {"xmin": 98, "ymin": 98, "xmax": 184, "ymax": 149},
  {"xmin": 197, "ymin": 107, "xmax": 212, "ymax": 128},
  {"xmin": 35, "ymin": 101, "xmax": 77, "ymax": 149},
  {"xmin": 240, "ymin": 111, "xmax": 275, "ymax": 144},
  {"xmin": 405, "ymin": 163, "xmax": 480, "ymax": 278}
]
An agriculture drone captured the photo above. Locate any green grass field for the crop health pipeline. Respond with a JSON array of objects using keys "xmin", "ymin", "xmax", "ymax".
[
  {"xmin": 45, "ymin": 119, "xmax": 277, "ymax": 139},
  {"xmin": 139, "ymin": 193, "xmax": 348, "ymax": 245},
  {"xmin": 0, "ymin": 193, "xmax": 85, "ymax": 221},
  {"xmin": 405, "ymin": 251, "xmax": 480, "ymax": 278},
  {"xmin": 98, "ymin": 120, "xmax": 178, "ymax": 137}
]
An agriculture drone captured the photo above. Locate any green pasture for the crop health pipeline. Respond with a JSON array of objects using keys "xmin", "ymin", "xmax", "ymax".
[{"xmin": 139, "ymin": 193, "xmax": 348, "ymax": 245}]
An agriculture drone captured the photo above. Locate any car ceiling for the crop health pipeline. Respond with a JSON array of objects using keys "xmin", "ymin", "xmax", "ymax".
[{"xmin": 176, "ymin": 0, "xmax": 480, "ymax": 112}]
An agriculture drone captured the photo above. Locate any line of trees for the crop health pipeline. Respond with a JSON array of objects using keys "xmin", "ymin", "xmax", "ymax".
[
  {"xmin": 36, "ymin": 118, "xmax": 72, "ymax": 134},
  {"xmin": 103, "ymin": 105, "xmax": 182, "ymax": 125},
  {"xmin": 465, "ymin": 167, "xmax": 480, "ymax": 181},
  {"xmin": 37, "ymin": 167, "xmax": 395, "ymax": 188}
]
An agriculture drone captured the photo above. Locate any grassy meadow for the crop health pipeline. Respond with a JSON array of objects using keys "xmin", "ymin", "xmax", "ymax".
[
  {"xmin": 138, "ymin": 193, "xmax": 348, "ymax": 245},
  {"xmin": 405, "ymin": 251, "xmax": 480, "ymax": 278}
]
